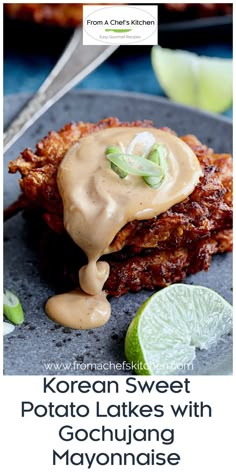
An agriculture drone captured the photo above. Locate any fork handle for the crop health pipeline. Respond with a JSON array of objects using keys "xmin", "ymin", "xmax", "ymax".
[{"xmin": 4, "ymin": 28, "xmax": 118, "ymax": 153}]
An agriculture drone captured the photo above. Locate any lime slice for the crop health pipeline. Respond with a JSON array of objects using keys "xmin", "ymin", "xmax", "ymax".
[
  {"xmin": 125, "ymin": 284, "xmax": 232, "ymax": 375},
  {"xmin": 151, "ymin": 46, "xmax": 232, "ymax": 113}
]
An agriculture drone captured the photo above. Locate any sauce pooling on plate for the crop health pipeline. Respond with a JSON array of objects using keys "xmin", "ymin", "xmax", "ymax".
[{"xmin": 45, "ymin": 127, "xmax": 202, "ymax": 329}]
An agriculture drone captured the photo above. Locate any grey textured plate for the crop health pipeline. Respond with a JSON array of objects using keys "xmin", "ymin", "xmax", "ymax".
[{"xmin": 4, "ymin": 90, "xmax": 232, "ymax": 375}]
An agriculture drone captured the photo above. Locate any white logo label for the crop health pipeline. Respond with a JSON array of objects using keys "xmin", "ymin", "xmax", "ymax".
[{"xmin": 83, "ymin": 5, "xmax": 158, "ymax": 46}]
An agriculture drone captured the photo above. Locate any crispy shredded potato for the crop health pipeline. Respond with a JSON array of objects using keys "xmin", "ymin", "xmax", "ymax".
[{"xmin": 8, "ymin": 117, "xmax": 232, "ymax": 296}]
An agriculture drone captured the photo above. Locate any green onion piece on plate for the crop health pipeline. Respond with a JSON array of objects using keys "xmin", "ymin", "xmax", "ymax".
[
  {"xmin": 3, "ymin": 289, "xmax": 24, "ymax": 325},
  {"xmin": 3, "ymin": 322, "xmax": 15, "ymax": 336}
]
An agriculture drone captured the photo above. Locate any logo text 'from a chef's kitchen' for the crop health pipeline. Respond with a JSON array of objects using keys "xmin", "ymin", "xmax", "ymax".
[{"xmin": 83, "ymin": 5, "xmax": 158, "ymax": 46}]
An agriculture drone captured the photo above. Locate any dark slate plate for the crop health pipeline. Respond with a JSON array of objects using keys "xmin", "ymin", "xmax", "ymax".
[{"xmin": 4, "ymin": 90, "xmax": 232, "ymax": 375}]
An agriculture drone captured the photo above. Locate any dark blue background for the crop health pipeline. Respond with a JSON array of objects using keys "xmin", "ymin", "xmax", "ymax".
[{"xmin": 4, "ymin": 16, "xmax": 232, "ymax": 118}]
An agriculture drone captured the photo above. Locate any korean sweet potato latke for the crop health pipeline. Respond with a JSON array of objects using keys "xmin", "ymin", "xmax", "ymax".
[{"xmin": 7, "ymin": 118, "xmax": 232, "ymax": 296}]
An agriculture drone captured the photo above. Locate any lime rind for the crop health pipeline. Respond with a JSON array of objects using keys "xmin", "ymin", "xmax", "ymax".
[
  {"xmin": 151, "ymin": 46, "xmax": 232, "ymax": 113},
  {"xmin": 125, "ymin": 284, "xmax": 232, "ymax": 375},
  {"xmin": 125, "ymin": 305, "xmax": 151, "ymax": 375}
]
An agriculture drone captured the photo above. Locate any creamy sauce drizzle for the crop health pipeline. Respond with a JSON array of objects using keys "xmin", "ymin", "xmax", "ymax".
[
  {"xmin": 45, "ymin": 127, "xmax": 202, "ymax": 329},
  {"xmin": 45, "ymin": 289, "xmax": 110, "ymax": 329}
]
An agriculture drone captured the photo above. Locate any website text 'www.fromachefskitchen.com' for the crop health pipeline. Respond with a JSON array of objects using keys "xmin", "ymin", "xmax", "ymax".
[{"xmin": 43, "ymin": 360, "xmax": 194, "ymax": 373}]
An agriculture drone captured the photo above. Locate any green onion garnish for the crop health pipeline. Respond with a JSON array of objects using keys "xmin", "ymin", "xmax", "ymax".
[
  {"xmin": 106, "ymin": 146, "xmax": 128, "ymax": 178},
  {"xmin": 106, "ymin": 145, "xmax": 121, "ymax": 154},
  {"xmin": 105, "ymin": 137, "xmax": 169, "ymax": 189},
  {"xmin": 3, "ymin": 322, "xmax": 15, "ymax": 336},
  {"xmin": 126, "ymin": 132, "xmax": 156, "ymax": 157},
  {"xmin": 106, "ymin": 152, "xmax": 164, "ymax": 178},
  {"xmin": 143, "ymin": 174, "xmax": 164, "ymax": 189},
  {"xmin": 146, "ymin": 145, "xmax": 161, "ymax": 165},
  {"xmin": 3, "ymin": 290, "xmax": 24, "ymax": 325},
  {"xmin": 144, "ymin": 144, "xmax": 168, "ymax": 189},
  {"xmin": 156, "ymin": 144, "xmax": 168, "ymax": 175}
]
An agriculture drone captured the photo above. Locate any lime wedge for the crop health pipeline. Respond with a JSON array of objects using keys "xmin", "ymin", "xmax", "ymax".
[
  {"xmin": 125, "ymin": 284, "xmax": 232, "ymax": 375},
  {"xmin": 151, "ymin": 46, "xmax": 232, "ymax": 113}
]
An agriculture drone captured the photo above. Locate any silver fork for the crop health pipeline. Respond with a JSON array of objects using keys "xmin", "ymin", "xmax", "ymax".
[{"xmin": 4, "ymin": 27, "xmax": 118, "ymax": 153}]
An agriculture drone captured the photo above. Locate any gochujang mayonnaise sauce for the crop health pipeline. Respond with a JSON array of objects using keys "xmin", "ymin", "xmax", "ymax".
[{"xmin": 45, "ymin": 127, "xmax": 202, "ymax": 328}]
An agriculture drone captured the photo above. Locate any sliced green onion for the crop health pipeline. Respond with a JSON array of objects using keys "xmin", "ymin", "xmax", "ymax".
[
  {"xmin": 106, "ymin": 152, "xmax": 163, "ymax": 178},
  {"xmin": 155, "ymin": 144, "xmax": 168, "ymax": 175},
  {"xmin": 110, "ymin": 163, "xmax": 128, "ymax": 179},
  {"xmin": 144, "ymin": 144, "xmax": 168, "ymax": 189},
  {"xmin": 105, "ymin": 141, "xmax": 169, "ymax": 189},
  {"xmin": 126, "ymin": 132, "xmax": 156, "ymax": 157},
  {"xmin": 143, "ymin": 175, "xmax": 164, "ymax": 189},
  {"xmin": 106, "ymin": 146, "xmax": 128, "ymax": 178},
  {"xmin": 106, "ymin": 145, "xmax": 121, "ymax": 155},
  {"xmin": 3, "ymin": 290, "xmax": 24, "ymax": 325},
  {"xmin": 146, "ymin": 146, "xmax": 161, "ymax": 165},
  {"xmin": 3, "ymin": 322, "xmax": 15, "ymax": 336}
]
